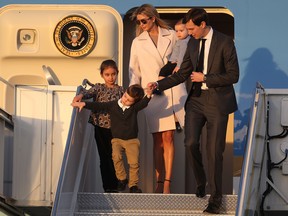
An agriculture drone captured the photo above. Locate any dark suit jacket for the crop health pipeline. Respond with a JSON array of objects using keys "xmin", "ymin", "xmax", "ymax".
[{"xmin": 158, "ymin": 30, "xmax": 239, "ymax": 114}]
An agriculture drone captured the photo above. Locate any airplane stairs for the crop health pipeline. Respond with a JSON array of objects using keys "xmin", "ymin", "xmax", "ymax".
[
  {"xmin": 74, "ymin": 193, "xmax": 237, "ymax": 216},
  {"xmin": 51, "ymin": 87, "xmax": 238, "ymax": 216}
]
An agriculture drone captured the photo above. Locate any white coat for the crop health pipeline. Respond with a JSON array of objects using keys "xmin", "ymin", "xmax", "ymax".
[{"xmin": 129, "ymin": 27, "xmax": 187, "ymax": 133}]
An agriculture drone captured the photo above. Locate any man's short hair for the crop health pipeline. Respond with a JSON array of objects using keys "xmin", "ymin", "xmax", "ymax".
[{"xmin": 183, "ymin": 8, "xmax": 210, "ymax": 26}]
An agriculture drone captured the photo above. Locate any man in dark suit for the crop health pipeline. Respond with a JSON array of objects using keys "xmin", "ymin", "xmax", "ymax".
[{"xmin": 148, "ymin": 8, "xmax": 239, "ymax": 214}]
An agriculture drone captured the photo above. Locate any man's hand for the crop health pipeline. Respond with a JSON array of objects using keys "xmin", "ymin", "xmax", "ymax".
[
  {"xmin": 190, "ymin": 72, "xmax": 205, "ymax": 82},
  {"xmin": 147, "ymin": 82, "xmax": 158, "ymax": 91}
]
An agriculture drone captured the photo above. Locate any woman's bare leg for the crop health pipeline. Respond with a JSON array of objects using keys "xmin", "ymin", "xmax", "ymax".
[
  {"xmin": 162, "ymin": 130, "xmax": 175, "ymax": 194},
  {"xmin": 153, "ymin": 132, "xmax": 164, "ymax": 193}
]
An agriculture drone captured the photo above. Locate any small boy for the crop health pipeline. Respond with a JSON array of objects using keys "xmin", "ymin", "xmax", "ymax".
[
  {"xmin": 153, "ymin": 18, "xmax": 190, "ymax": 131},
  {"xmin": 71, "ymin": 84, "xmax": 152, "ymax": 193},
  {"xmin": 158, "ymin": 18, "xmax": 190, "ymax": 78}
]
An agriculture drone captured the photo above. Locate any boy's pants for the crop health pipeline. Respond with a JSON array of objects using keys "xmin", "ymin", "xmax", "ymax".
[{"xmin": 111, "ymin": 138, "xmax": 140, "ymax": 188}]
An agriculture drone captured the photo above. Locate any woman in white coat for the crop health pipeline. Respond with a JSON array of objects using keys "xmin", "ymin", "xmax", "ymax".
[{"xmin": 129, "ymin": 4, "xmax": 187, "ymax": 193}]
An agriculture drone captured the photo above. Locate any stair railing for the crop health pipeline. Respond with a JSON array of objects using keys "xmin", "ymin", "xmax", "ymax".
[{"xmin": 51, "ymin": 85, "xmax": 95, "ymax": 216}]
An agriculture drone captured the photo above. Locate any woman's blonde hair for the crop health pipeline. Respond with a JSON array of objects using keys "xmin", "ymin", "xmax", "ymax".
[{"xmin": 131, "ymin": 4, "xmax": 170, "ymax": 36}]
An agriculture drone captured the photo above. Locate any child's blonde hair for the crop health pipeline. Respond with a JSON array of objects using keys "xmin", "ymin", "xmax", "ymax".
[{"xmin": 131, "ymin": 4, "xmax": 170, "ymax": 36}]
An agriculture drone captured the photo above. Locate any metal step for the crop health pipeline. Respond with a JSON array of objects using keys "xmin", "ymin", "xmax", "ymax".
[{"xmin": 75, "ymin": 193, "xmax": 237, "ymax": 215}]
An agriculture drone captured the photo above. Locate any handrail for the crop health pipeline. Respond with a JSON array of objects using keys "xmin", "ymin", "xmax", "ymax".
[
  {"xmin": 0, "ymin": 108, "xmax": 13, "ymax": 127},
  {"xmin": 0, "ymin": 198, "xmax": 24, "ymax": 216},
  {"xmin": 51, "ymin": 85, "xmax": 81, "ymax": 215},
  {"xmin": 0, "ymin": 76, "xmax": 15, "ymax": 117},
  {"xmin": 51, "ymin": 85, "xmax": 95, "ymax": 215},
  {"xmin": 236, "ymin": 83, "xmax": 266, "ymax": 215}
]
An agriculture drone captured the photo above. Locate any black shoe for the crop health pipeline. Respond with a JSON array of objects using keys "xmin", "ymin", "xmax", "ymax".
[
  {"xmin": 104, "ymin": 189, "xmax": 118, "ymax": 193},
  {"xmin": 196, "ymin": 186, "xmax": 206, "ymax": 198},
  {"xmin": 117, "ymin": 179, "xmax": 128, "ymax": 191},
  {"xmin": 129, "ymin": 186, "xmax": 142, "ymax": 193},
  {"xmin": 203, "ymin": 203, "xmax": 221, "ymax": 214}
]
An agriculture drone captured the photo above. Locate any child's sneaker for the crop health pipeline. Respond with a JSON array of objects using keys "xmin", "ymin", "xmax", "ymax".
[
  {"xmin": 117, "ymin": 179, "xmax": 128, "ymax": 191},
  {"xmin": 129, "ymin": 186, "xmax": 142, "ymax": 193}
]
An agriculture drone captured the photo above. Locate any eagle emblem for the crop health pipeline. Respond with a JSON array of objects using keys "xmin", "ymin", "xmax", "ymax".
[
  {"xmin": 54, "ymin": 15, "xmax": 96, "ymax": 58},
  {"xmin": 66, "ymin": 26, "xmax": 84, "ymax": 47}
]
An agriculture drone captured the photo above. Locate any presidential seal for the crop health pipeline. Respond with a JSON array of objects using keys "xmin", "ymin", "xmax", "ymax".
[{"xmin": 54, "ymin": 15, "xmax": 96, "ymax": 58}]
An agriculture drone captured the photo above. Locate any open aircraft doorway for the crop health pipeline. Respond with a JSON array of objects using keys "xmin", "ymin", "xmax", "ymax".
[{"xmin": 122, "ymin": 6, "xmax": 236, "ymax": 195}]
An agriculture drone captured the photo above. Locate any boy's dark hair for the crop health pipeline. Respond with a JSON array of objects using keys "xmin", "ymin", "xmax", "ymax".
[
  {"xmin": 100, "ymin": 59, "xmax": 119, "ymax": 75},
  {"xmin": 183, "ymin": 8, "xmax": 210, "ymax": 26},
  {"xmin": 127, "ymin": 84, "xmax": 145, "ymax": 103}
]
